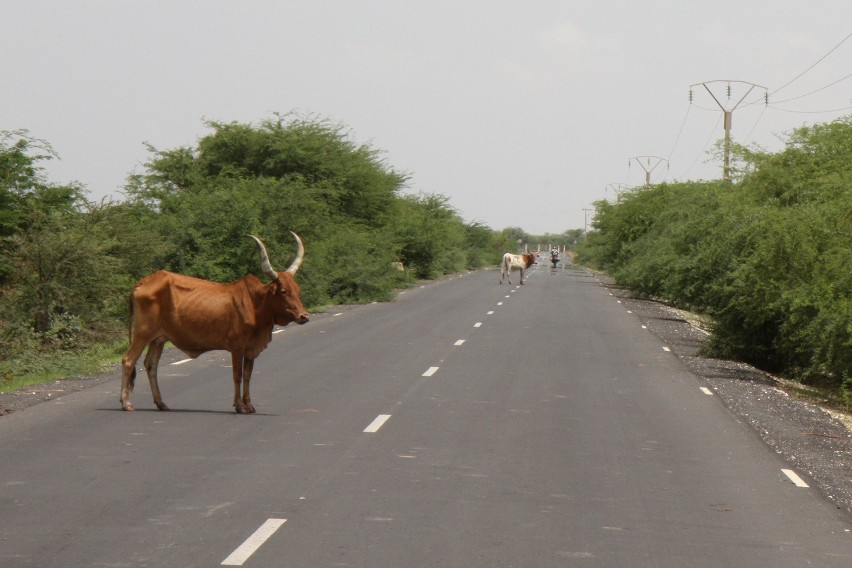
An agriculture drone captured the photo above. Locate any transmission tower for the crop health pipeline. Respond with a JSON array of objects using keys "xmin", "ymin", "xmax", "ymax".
[
  {"xmin": 628, "ymin": 156, "xmax": 669, "ymax": 186},
  {"xmin": 689, "ymin": 80, "xmax": 767, "ymax": 181},
  {"xmin": 606, "ymin": 183, "xmax": 630, "ymax": 202}
]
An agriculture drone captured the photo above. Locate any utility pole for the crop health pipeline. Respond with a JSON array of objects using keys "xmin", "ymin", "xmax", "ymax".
[
  {"xmin": 689, "ymin": 80, "xmax": 767, "ymax": 181},
  {"xmin": 628, "ymin": 156, "xmax": 669, "ymax": 186},
  {"xmin": 582, "ymin": 208, "xmax": 592, "ymax": 240},
  {"xmin": 606, "ymin": 183, "xmax": 629, "ymax": 202}
]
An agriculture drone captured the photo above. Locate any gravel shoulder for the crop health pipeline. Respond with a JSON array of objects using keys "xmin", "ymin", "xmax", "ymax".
[
  {"xmin": 3, "ymin": 270, "xmax": 851, "ymax": 515},
  {"xmin": 592, "ymin": 270, "xmax": 852, "ymax": 515}
]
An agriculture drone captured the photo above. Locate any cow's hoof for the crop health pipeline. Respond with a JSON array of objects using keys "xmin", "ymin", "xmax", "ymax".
[
  {"xmin": 235, "ymin": 404, "xmax": 249, "ymax": 414},
  {"xmin": 121, "ymin": 403, "xmax": 135, "ymax": 412},
  {"xmin": 156, "ymin": 402, "xmax": 171, "ymax": 411}
]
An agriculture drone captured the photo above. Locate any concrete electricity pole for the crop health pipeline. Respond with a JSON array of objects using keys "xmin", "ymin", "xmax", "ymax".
[
  {"xmin": 628, "ymin": 156, "xmax": 669, "ymax": 186},
  {"xmin": 582, "ymin": 208, "xmax": 593, "ymax": 239},
  {"xmin": 689, "ymin": 80, "xmax": 767, "ymax": 181}
]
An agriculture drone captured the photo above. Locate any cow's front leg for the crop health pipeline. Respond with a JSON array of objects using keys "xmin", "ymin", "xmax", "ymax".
[
  {"xmin": 241, "ymin": 357, "xmax": 256, "ymax": 414},
  {"xmin": 519, "ymin": 268, "xmax": 526, "ymax": 284},
  {"xmin": 231, "ymin": 352, "xmax": 249, "ymax": 414}
]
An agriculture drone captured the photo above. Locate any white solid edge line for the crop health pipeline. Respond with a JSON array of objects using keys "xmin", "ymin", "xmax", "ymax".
[
  {"xmin": 781, "ymin": 469, "xmax": 809, "ymax": 488},
  {"xmin": 221, "ymin": 518, "xmax": 287, "ymax": 566},
  {"xmin": 662, "ymin": 346, "xmax": 671, "ymax": 352},
  {"xmin": 364, "ymin": 414, "xmax": 391, "ymax": 433},
  {"xmin": 700, "ymin": 387, "xmax": 713, "ymax": 396},
  {"xmin": 422, "ymin": 366, "xmax": 440, "ymax": 377}
]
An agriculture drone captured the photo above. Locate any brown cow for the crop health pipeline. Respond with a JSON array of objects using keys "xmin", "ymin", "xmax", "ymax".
[
  {"xmin": 499, "ymin": 251, "xmax": 538, "ymax": 285},
  {"xmin": 120, "ymin": 233, "xmax": 309, "ymax": 413}
]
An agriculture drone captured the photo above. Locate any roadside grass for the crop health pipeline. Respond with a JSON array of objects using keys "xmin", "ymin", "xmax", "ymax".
[{"xmin": 0, "ymin": 341, "xmax": 126, "ymax": 394}]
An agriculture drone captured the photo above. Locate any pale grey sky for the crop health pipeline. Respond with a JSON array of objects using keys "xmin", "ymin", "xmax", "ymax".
[{"xmin": 2, "ymin": 1, "xmax": 850, "ymax": 234}]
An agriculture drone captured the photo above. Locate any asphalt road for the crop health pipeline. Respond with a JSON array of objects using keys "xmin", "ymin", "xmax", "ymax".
[{"xmin": 1, "ymin": 264, "xmax": 850, "ymax": 567}]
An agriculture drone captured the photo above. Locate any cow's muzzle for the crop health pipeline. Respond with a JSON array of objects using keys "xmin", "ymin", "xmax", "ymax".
[{"xmin": 297, "ymin": 314, "xmax": 310, "ymax": 324}]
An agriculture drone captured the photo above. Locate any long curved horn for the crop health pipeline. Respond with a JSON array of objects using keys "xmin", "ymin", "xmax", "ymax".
[
  {"xmin": 248, "ymin": 235, "xmax": 279, "ymax": 282},
  {"xmin": 285, "ymin": 232, "xmax": 305, "ymax": 274}
]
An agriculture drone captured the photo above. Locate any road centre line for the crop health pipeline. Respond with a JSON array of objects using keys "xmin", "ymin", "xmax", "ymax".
[
  {"xmin": 487, "ymin": 310, "xmax": 494, "ymax": 315},
  {"xmin": 422, "ymin": 366, "xmax": 440, "ymax": 377},
  {"xmin": 364, "ymin": 414, "xmax": 391, "ymax": 433},
  {"xmin": 781, "ymin": 469, "xmax": 809, "ymax": 488},
  {"xmin": 497, "ymin": 302, "xmax": 503, "ymax": 306},
  {"xmin": 221, "ymin": 518, "xmax": 287, "ymax": 565},
  {"xmin": 474, "ymin": 322, "xmax": 482, "ymax": 328}
]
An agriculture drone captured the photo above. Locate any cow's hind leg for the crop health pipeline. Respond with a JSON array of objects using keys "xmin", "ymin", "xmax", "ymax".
[
  {"xmin": 120, "ymin": 338, "xmax": 148, "ymax": 411},
  {"xmin": 520, "ymin": 268, "xmax": 525, "ymax": 284},
  {"xmin": 143, "ymin": 337, "xmax": 169, "ymax": 410}
]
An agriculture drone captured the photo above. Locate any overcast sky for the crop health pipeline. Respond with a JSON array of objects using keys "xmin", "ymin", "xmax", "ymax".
[{"xmin": 2, "ymin": 1, "xmax": 850, "ymax": 234}]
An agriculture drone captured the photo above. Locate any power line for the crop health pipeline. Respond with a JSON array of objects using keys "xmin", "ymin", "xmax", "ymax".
[
  {"xmin": 666, "ymin": 104, "xmax": 692, "ymax": 162},
  {"xmin": 743, "ymin": 105, "xmax": 768, "ymax": 145},
  {"xmin": 770, "ymin": 72, "xmax": 852, "ymax": 104},
  {"xmin": 771, "ymin": 31, "xmax": 852, "ymax": 95},
  {"xmin": 768, "ymin": 104, "xmax": 852, "ymax": 114},
  {"xmin": 679, "ymin": 113, "xmax": 722, "ymax": 180}
]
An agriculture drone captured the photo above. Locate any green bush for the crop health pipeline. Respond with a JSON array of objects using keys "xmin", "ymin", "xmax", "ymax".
[{"xmin": 578, "ymin": 115, "xmax": 852, "ymax": 388}]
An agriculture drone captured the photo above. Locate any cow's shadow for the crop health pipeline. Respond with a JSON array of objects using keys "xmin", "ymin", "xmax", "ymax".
[{"xmin": 98, "ymin": 407, "xmax": 278, "ymax": 416}]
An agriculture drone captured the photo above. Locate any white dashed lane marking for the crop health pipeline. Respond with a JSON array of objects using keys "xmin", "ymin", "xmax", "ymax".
[
  {"xmin": 422, "ymin": 366, "xmax": 440, "ymax": 377},
  {"xmin": 172, "ymin": 359, "xmax": 192, "ymax": 366},
  {"xmin": 363, "ymin": 414, "xmax": 392, "ymax": 433},
  {"xmin": 454, "ymin": 340, "xmax": 465, "ymax": 346},
  {"xmin": 782, "ymin": 469, "xmax": 809, "ymax": 488},
  {"xmin": 700, "ymin": 387, "xmax": 713, "ymax": 396},
  {"xmin": 221, "ymin": 518, "xmax": 287, "ymax": 566}
]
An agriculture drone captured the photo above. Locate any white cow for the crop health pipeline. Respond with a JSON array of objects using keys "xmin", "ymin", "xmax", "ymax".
[{"xmin": 499, "ymin": 251, "xmax": 538, "ymax": 285}]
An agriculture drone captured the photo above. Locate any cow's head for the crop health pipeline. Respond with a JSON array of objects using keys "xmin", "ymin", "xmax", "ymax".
[
  {"xmin": 524, "ymin": 252, "xmax": 538, "ymax": 267},
  {"xmin": 249, "ymin": 233, "xmax": 310, "ymax": 326}
]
